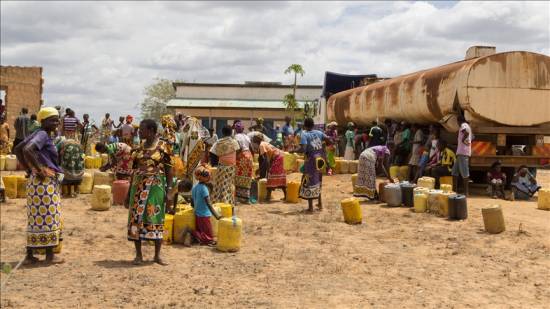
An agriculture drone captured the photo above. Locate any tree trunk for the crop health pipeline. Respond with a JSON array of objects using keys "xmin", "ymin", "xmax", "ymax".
[{"xmin": 292, "ymin": 72, "xmax": 297, "ymax": 126}]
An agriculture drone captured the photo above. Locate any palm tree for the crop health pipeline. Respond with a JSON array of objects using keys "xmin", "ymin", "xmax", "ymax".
[{"xmin": 284, "ymin": 64, "xmax": 305, "ymax": 126}]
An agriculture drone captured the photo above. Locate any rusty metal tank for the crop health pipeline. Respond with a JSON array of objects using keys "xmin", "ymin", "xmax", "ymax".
[{"xmin": 327, "ymin": 50, "xmax": 550, "ymax": 131}]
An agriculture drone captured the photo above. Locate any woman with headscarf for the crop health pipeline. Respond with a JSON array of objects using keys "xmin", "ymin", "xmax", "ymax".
[
  {"xmin": 55, "ymin": 136, "xmax": 85, "ymax": 198},
  {"xmin": 95, "ymin": 141, "xmax": 134, "ymax": 180},
  {"xmin": 298, "ymin": 118, "xmax": 329, "ymax": 212},
  {"xmin": 181, "ymin": 117, "xmax": 209, "ymax": 180},
  {"xmin": 209, "ymin": 125, "xmax": 240, "ymax": 205},
  {"xmin": 325, "ymin": 122, "xmax": 338, "ymax": 176},
  {"xmin": 127, "ymin": 119, "xmax": 173, "ymax": 265},
  {"xmin": 233, "ymin": 120, "xmax": 254, "ymax": 203},
  {"xmin": 251, "ymin": 132, "xmax": 287, "ymax": 201},
  {"xmin": 14, "ymin": 107, "xmax": 64, "ymax": 264},
  {"xmin": 344, "ymin": 122, "xmax": 355, "ymax": 161},
  {"xmin": 121, "ymin": 115, "xmax": 135, "ymax": 146},
  {"xmin": 354, "ymin": 145, "xmax": 395, "ymax": 200}
]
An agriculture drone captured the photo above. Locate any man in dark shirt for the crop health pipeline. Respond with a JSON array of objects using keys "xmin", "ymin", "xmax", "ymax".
[
  {"xmin": 13, "ymin": 107, "xmax": 30, "ymax": 151},
  {"xmin": 368, "ymin": 121, "xmax": 385, "ymax": 147}
]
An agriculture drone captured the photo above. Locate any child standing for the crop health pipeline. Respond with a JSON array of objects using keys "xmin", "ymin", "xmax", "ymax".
[
  {"xmin": 189, "ymin": 165, "xmax": 221, "ymax": 246},
  {"xmin": 487, "ymin": 161, "xmax": 506, "ymax": 199}
]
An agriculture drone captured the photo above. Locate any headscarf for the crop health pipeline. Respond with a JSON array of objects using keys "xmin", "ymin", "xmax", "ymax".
[
  {"xmin": 347, "ymin": 122, "xmax": 355, "ymax": 128},
  {"xmin": 233, "ymin": 120, "xmax": 244, "ymax": 133},
  {"xmin": 328, "ymin": 121, "xmax": 338, "ymax": 128},
  {"xmin": 37, "ymin": 107, "xmax": 59, "ymax": 123},
  {"xmin": 126, "ymin": 115, "xmax": 134, "ymax": 123},
  {"xmin": 194, "ymin": 164, "xmax": 211, "ymax": 183},
  {"xmin": 161, "ymin": 114, "xmax": 177, "ymax": 130}
]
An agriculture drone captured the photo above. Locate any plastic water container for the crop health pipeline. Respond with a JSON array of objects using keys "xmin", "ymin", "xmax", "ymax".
[
  {"xmin": 284, "ymin": 152, "xmax": 296, "ymax": 171},
  {"xmin": 418, "ymin": 177, "xmax": 435, "ymax": 189},
  {"xmin": 537, "ymin": 189, "xmax": 550, "ymax": 210},
  {"xmin": 414, "ymin": 193, "xmax": 428, "ymax": 213},
  {"xmin": 340, "ymin": 160, "xmax": 350, "ymax": 174},
  {"xmin": 91, "ymin": 185, "xmax": 112, "ymax": 211},
  {"xmin": 16, "ymin": 176, "xmax": 27, "ymax": 199},
  {"xmin": 413, "ymin": 187, "xmax": 430, "ymax": 195},
  {"xmin": 101, "ymin": 154, "xmax": 109, "ymax": 166},
  {"xmin": 163, "ymin": 214, "xmax": 174, "ymax": 244},
  {"xmin": 437, "ymin": 192, "xmax": 453, "ymax": 217},
  {"xmin": 258, "ymin": 178, "xmax": 267, "ymax": 202},
  {"xmin": 398, "ymin": 166, "xmax": 409, "ymax": 181},
  {"xmin": 482, "ymin": 205, "xmax": 505, "ymax": 234},
  {"xmin": 217, "ymin": 217, "xmax": 242, "ymax": 252},
  {"xmin": 389, "ymin": 166, "xmax": 399, "ymax": 180},
  {"xmin": 384, "ymin": 183, "xmax": 402, "ymax": 207},
  {"xmin": 94, "ymin": 156, "xmax": 103, "ymax": 169},
  {"xmin": 427, "ymin": 190, "xmax": 443, "ymax": 214},
  {"xmin": 112, "ymin": 180, "xmax": 130, "ymax": 205},
  {"xmin": 84, "ymin": 156, "xmax": 95, "ymax": 169},
  {"xmin": 94, "ymin": 171, "xmax": 114, "ymax": 187},
  {"xmin": 400, "ymin": 182, "xmax": 416, "ymax": 207},
  {"xmin": 174, "ymin": 207, "xmax": 195, "ymax": 243},
  {"xmin": 448, "ymin": 194, "xmax": 468, "ymax": 220},
  {"xmin": 378, "ymin": 182, "xmax": 389, "ymax": 202},
  {"xmin": 5, "ymin": 155, "xmax": 17, "ymax": 171},
  {"xmin": 2, "ymin": 175, "xmax": 18, "ymax": 199},
  {"xmin": 214, "ymin": 203, "xmax": 233, "ymax": 218},
  {"xmin": 210, "ymin": 206, "xmax": 221, "ymax": 236},
  {"xmin": 440, "ymin": 176, "xmax": 453, "ymax": 187},
  {"xmin": 79, "ymin": 172, "xmax": 94, "ymax": 194},
  {"xmin": 0, "ymin": 155, "xmax": 5, "ymax": 170},
  {"xmin": 348, "ymin": 160, "xmax": 358, "ymax": 174},
  {"xmin": 440, "ymin": 184, "xmax": 452, "ymax": 192},
  {"xmin": 286, "ymin": 181, "xmax": 300, "ymax": 203},
  {"xmin": 351, "ymin": 174, "xmax": 358, "ymax": 189},
  {"xmin": 341, "ymin": 198, "xmax": 362, "ymax": 224}
]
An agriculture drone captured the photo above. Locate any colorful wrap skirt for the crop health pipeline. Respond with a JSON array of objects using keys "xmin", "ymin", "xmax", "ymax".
[
  {"xmin": 326, "ymin": 145, "xmax": 336, "ymax": 169},
  {"xmin": 235, "ymin": 150, "xmax": 253, "ymax": 200},
  {"xmin": 300, "ymin": 152, "xmax": 325, "ymax": 200},
  {"xmin": 354, "ymin": 148, "xmax": 377, "ymax": 199},
  {"xmin": 127, "ymin": 174, "xmax": 166, "ymax": 241},
  {"xmin": 212, "ymin": 164, "xmax": 236, "ymax": 205},
  {"xmin": 266, "ymin": 153, "xmax": 286, "ymax": 188},
  {"xmin": 26, "ymin": 175, "xmax": 63, "ymax": 248},
  {"xmin": 191, "ymin": 216, "xmax": 214, "ymax": 245}
]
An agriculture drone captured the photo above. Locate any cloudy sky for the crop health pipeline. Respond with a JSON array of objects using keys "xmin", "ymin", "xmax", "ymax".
[{"xmin": 1, "ymin": 1, "xmax": 549, "ymax": 121}]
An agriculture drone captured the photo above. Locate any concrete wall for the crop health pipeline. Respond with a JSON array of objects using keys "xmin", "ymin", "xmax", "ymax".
[
  {"xmin": 169, "ymin": 107, "xmax": 291, "ymax": 130},
  {"xmin": 0, "ymin": 66, "xmax": 43, "ymax": 138},
  {"xmin": 175, "ymin": 84, "xmax": 322, "ymax": 101}
]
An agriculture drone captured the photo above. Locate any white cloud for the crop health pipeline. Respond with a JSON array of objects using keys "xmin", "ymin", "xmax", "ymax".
[{"xmin": 1, "ymin": 1, "xmax": 548, "ymax": 122}]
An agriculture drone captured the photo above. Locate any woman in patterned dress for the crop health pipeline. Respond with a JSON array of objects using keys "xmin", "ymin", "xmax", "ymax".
[
  {"xmin": 55, "ymin": 136, "xmax": 85, "ymax": 198},
  {"xmin": 298, "ymin": 118, "xmax": 330, "ymax": 212},
  {"xmin": 251, "ymin": 133, "xmax": 287, "ymax": 201},
  {"xmin": 14, "ymin": 107, "xmax": 64, "ymax": 265},
  {"xmin": 80, "ymin": 113, "xmax": 99, "ymax": 155},
  {"xmin": 95, "ymin": 142, "xmax": 133, "ymax": 180},
  {"xmin": 127, "ymin": 119, "xmax": 174, "ymax": 265},
  {"xmin": 354, "ymin": 145, "xmax": 394, "ymax": 200},
  {"xmin": 209, "ymin": 125, "xmax": 240, "ymax": 205},
  {"xmin": 233, "ymin": 120, "xmax": 254, "ymax": 203}
]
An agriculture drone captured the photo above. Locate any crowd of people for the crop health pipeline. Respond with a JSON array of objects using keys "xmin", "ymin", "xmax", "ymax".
[{"xmin": 0, "ymin": 104, "xmax": 542, "ymax": 266}]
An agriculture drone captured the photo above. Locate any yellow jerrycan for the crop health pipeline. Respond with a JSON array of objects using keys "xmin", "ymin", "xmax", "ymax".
[
  {"xmin": 163, "ymin": 214, "xmax": 174, "ymax": 244},
  {"xmin": 286, "ymin": 180, "xmax": 300, "ymax": 203},
  {"xmin": 341, "ymin": 198, "xmax": 362, "ymax": 224},
  {"xmin": 174, "ymin": 206, "xmax": 196, "ymax": 243},
  {"xmin": 217, "ymin": 217, "xmax": 242, "ymax": 252},
  {"xmin": 418, "ymin": 177, "xmax": 435, "ymax": 190},
  {"xmin": 537, "ymin": 189, "xmax": 550, "ymax": 210},
  {"xmin": 2, "ymin": 175, "xmax": 18, "ymax": 199},
  {"xmin": 16, "ymin": 175, "xmax": 28, "ymax": 199},
  {"xmin": 91, "ymin": 185, "xmax": 112, "ymax": 211},
  {"xmin": 79, "ymin": 172, "xmax": 94, "ymax": 194}
]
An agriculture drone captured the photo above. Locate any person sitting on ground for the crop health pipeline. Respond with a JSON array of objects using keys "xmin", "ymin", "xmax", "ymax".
[
  {"xmin": 425, "ymin": 140, "xmax": 455, "ymax": 189},
  {"xmin": 95, "ymin": 142, "xmax": 133, "ymax": 180},
  {"xmin": 183, "ymin": 165, "xmax": 221, "ymax": 247},
  {"xmin": 511, "ymin": 165, "xmax": 541, "ymax": 201},
  {"xmin": 487, "ymin": 161, "xmax": 506, "ymax": 199}
]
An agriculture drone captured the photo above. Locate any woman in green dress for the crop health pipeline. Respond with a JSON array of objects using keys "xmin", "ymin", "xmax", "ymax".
[{"xmin": 127, "ymin": 119, "xmax": 173, "ymax": 265}]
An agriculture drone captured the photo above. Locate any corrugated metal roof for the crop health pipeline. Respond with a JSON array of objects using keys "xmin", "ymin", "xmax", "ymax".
[{"xmin": 166, "ymin": 98, "xmax": 307, "ymax": 109}]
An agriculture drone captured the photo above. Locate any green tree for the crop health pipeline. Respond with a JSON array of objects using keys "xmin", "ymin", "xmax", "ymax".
[
  {"xmin": 139, "ymin": 78, "xmax": 179, "ymax": 120},
  {"xmin": 283, "ymin": 64, "xmax": 305, "ymax": 125}
]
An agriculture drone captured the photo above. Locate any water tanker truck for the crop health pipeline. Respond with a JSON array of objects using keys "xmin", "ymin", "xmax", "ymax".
[{"xmin": 327, "ymin": 46, "xmax": 550, "ymax": 179}]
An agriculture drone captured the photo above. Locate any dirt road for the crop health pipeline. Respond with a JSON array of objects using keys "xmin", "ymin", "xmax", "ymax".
[{"xmin": 1, "ymin": 171, "xmax": 549, "ymax": 308}]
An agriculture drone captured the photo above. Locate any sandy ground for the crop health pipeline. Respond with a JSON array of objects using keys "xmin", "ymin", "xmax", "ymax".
[{"xmin": 1, "ymin": 170, "xmax": 549, "ymax": 308}]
